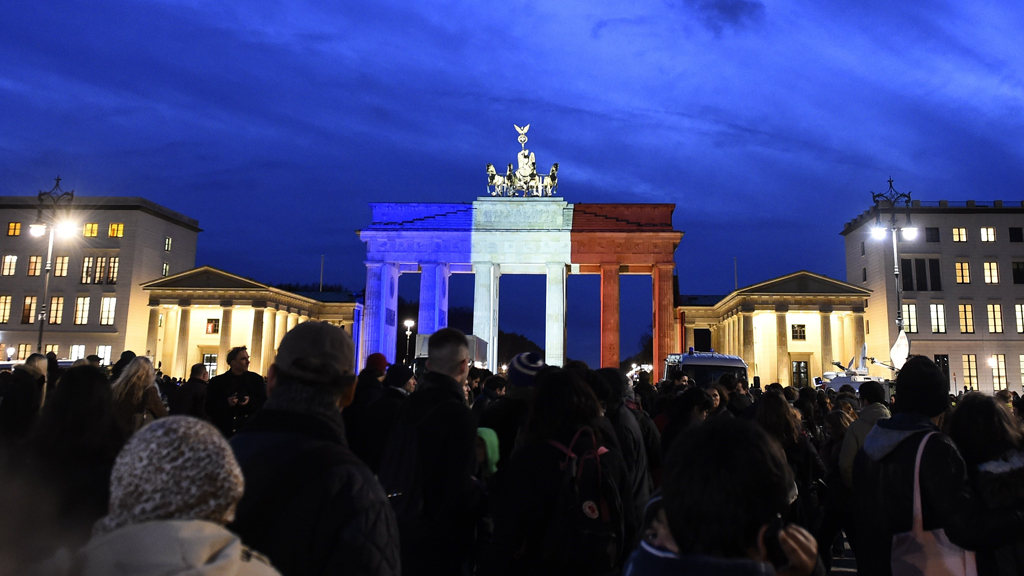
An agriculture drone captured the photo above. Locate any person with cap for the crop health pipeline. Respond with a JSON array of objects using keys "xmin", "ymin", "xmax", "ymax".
[
  {"xmin": 360, "ymin": 363, "xmax": 417, "ymax": 473},
  {"xmin": 479, "ymin": 351, "xmax": 546, "ymax": 471},
  {"xmin": 852, "ymin": 356, "xmax": 1024, "ymax": 575},
  {"xmin": 227, "ymin": 322, "xmax": 400, "ymax": 576},
  {"xmin": 343, "ymin": 352, "xmax": 390, "ymax": 463},
  {"xmin": 206, "ymin": 346, "xmax": 267, "ymax": 438},
  {"xmin": 35, "ymin": 416, "xmax": 279, "ymax": 576}
]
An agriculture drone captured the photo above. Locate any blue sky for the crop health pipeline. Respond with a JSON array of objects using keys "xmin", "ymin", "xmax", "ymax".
[{"xmin": 2, "ymin": 1, "xmax": 1022, "ymax": 364}]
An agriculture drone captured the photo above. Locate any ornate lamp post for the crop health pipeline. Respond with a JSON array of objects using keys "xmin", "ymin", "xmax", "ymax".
[
  {"xmin": 404, "ymin": 319, "xmax": 416, "ymax": 366},
  {"xmin": 30, "ymin": 177, "xmax": 75, "ymax": 353},
  {"xmin": 870, "ymin": 178, "xmax": 916, "ymax": 369}
]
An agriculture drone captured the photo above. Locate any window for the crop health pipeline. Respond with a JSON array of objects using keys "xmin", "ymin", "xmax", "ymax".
[
  {"xmin": 984, "ymin": 262, "xmax": 999, "ymax": 284},
  {"xmin": 992, "ymin": 355, "xmax": 1007, "ymax": 391},
  {"xmin": 981, "ymin": 227, "xmax": 996, "ymax": 242},
  {"xmin": 988, "ymin": 304, "xmax": 1003, "ymax": 334},
  {"xmin": 1012, "ymin": 262, "xmax": 1024, "ymax": 285},
  {"xmin": 1017, "ymin": 304, "xmax": 1024, "ymax": 334},
  {"xmin": 108, "ymin": 223, "xmax": 124, "ymax": 238},
  {"xmin": 791, "ymin": 324, "xmax": 806, "ymax": 340},
  {"xmin": 962, "ymin": 354, "xmax": 978, "ymax": 390},
  {"xmin": 96, "ymin": 345, "xmax": 112, "ymax": 365},
  {"xmin": 206, "ymin": 318, "xmax": 220, "ymax": 334},
  {"xmin": 866, "ymin": 319, "xmax": 870, "ymax": 334},
  {"xmin": 44, "ymin": 344, "xmax": 58, "ymax": 356},
  {"xmin": 860, "ymin": 241, "xmax": 865, "ymax": 256},
  {"xmin": 107, "ymin": 257, "xmax": 119, "ymax": 284},
  {"xmin": 959, "ymin": 304, "xmax": 975, "ymax": 334},
  {"xmin": 81, "ymin": 257, "xmax": 94, "ymax": 284},
  {"xmin": 54, "ymin": 256, "xmax": 68, "ymax": 277},
  {"xmin": 900, "ymin": 259, "xmax": 936, "ymax": 291},
  {"xmin": 70, "ymin": 345, "xmax": 86, "ymax": 361},
  {"xmin": 21, "ymin": 296, "xmax": 36, "ymax": 324},
  {"xmin": 158, "ymin": 313, "xmax": 164, "ymax": 328},
  {"xmin": 925, "ymin": 227, "xmax": 940, "ymax": 242},
  {"xmin": 1010, "ymin": 227, "xmax": 1024, "ymax": 243},
  {"xmin": 74, "ymin": 297, "xmax": 90, "ymax": 325},
  {"xmin": 902, "ymin": 304, "xmax": 918, "ymax": 333},
  {"xmin": 953, "ymin": 227, "xmax": 967, "ymax": 242},
  {"xmin": 165, "ymin": 237, "xmax": 172, "ymax": 252},
  {"xmin": 94, "ymin": 257, "xmax": 107, "ymax": 284},
  {"xmin": 7, "ymin": 222, "xmax": 20, "ymax": 236},
  {"xmin": 2, "ymin": 255, "xmax": 16, "ymax": 275},
  {"xmin": 83, "ymin": 223, "xmax": 98, "ymax": 237},
  {"xmin": 861, "ymin": 268, "xmax": 867, "ymax": 282},
  {"xmin": 27, "ymin": 256, "xmax": 42, "ymax": 276},
  {"xmin": 955, "ymin": 262, "xmax": 971, "ymax": 284},
  {"xmin": 1021, "ymin": 355, "xmax": 1024, "ymax": 389},
  {"xmin": 930, "ymin": 304, "xmax": 946, "ymax": 334},
  {"xmin": 203, "ymin": 354, "xmax": 218, "ymax": 377},
  {"xmin": 99, "ymin": 297, "xmax": 116, "ymax": 325},
  {"xmin": 17, "ymin": 344, "xmax": 32, "ymax": 361},
  {"xmin": 162, "ymin": 262, "xmax": 169, "ymax": 277},
  {"xmin": 48, "ymin": 296, "xmax": 63, "ymax": 325},
  {"xmin": 0, "ymin": 296, "xmax": 9, "ymax": 323}
]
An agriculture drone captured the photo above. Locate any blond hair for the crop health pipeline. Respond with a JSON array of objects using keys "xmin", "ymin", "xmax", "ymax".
[{"xmin": 111, "ymin": 357, "xmax": 157, "ymax": 405}]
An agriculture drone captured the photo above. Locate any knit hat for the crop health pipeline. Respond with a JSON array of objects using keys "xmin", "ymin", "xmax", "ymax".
[
  {"xmin": 894, "ymin": 355, "xmax": 950, "ymax": 418},
  {"xmin": 365, "ymin": 352, "xmax": 389, "ymax": 374},
  {"xmin": 384, "ymin": 364, "xmax": 415, "ymax": 389},
  {"xmin": 275, "ymin": 321, "xmax": 355, "ymax": 386},
  {"xmin": 507, "ymin": 352, "xmax": 545, "ymax": 388},
  {"xmin": 95, "ymin": 416, "xmax": 244, "ymax": 535}
]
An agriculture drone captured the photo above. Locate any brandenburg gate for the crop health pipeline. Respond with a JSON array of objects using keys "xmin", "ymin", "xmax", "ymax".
[{"xmin": 358, "ymin": 126, "xmax": 683, "ymax": 380}]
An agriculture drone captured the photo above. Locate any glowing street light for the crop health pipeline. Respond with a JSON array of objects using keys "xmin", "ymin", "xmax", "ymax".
[
  {"xmin": 33, "ymin": 177, "xmax": 75, "ymax": 354},
  {"xmin": 403, "ymin": 319, "xmax": 416, "ymax": 366},
  {"xmin": 870, "ymin": 178, "xmax": 913, "ymax": 370}
]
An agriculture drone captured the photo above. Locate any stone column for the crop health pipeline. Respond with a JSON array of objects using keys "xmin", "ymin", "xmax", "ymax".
[
  {"xmin": 362, "ymin": 261, "xmax": 400, "ymax": 365},
  {"xmin": 685, "ymin": 325, "xmax": 695, "ymax": 352},
  {"xmin": 218, "ymin": 305, "xmax": 233, "ymax": 373},
  {"xmin": 298, "ymin": 314, "xmax": 309, "ymax": 324},
  {"xmin": 287, "ymin": 312, "xmax": 298, "ymax": 332},
  {"xmin": 546, "ymin": 262, "xmax": 567, "ymax": 367},
  {"xmin": 250, "ymin": 307, "xmax": 265, "ymax": 376},
  {"xmin": 776, "ymin": 307, "xmax": 790, "ymax": 387},
  {"xmin": 836, "ymin": 314, "xmax": 847, "ymax": 367},
  {"xmin": 600, "ymin": 264, "xmax": 620, "ymax": 368},
  {"xmin": 274, "ymin": 308, "xmax": 287, "ymax": 350},
  {"xmin": 853, "ymin": 311, "xmax": 865, "ymax": 363},
  {"xmin": 473, "ymin": 262, "xmax": 500, "ymax": 370},
  {"xmin": 418, "ymin": 262, "xmax": 451, "ymax": 335},
  {"xmin": 146, "ymin": 307, "xmax": 160, "ymax": 358},
  {"xmin": 173, "ymin": 306, "xmax": 191, "ymax": 379},
  {"xmin": 264, "ymin": 309, "xmax": 278, "ymax": 369},
  {"xmin": 742, "ymin": 312, "xmax": 755, "ymax": 368},
  {"xmin": 819, "ymin": 309, "xmax": 833, "ymax": 377},
  {"xmin": 653, "ymin": 264, "xmax": 675, "ymax": 382}
]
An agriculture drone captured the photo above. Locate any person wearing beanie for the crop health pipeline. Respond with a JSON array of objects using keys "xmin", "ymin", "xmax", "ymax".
[
  {"xmin": 360, "ymin": 364, "xmax": 416, "ymax": 473},
  {"xmin": 479, "ymin": 352, "xmax": 547, "ymax": 471},
  {"xmin": 852, "ymin": 356, "xmax": 1024, "ymax": 575}
]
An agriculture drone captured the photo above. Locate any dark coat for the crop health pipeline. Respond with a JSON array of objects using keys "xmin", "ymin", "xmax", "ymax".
[
  {"xmin": 634, "ymin": 382, "xmax": 658, "ymax": 416},
  {"xmin": 111, "ymin": 385, "xmax": 167, "ymax": 436},
  {"xmin": 479, "ymin": 387, "xmax": 533, "ymax": 471},
  {"xmin": 205, "ymin": 370, "xmax": 267, "ymax": 437},
  {"xmin": 624, "ymin": 541, "xmax": 776, "ymax": 576},
  {"xmin": 972, "ymin": 451, "xmax": 1024, "ymax": 576},
  {"xmin": 852, "ymin": 413, "xmax": 1024, "ymax": 576},
  {"xmin": 781, "ymin": 434, "xmax": 826, "ymax": 533},
  {"xmin": 607, "ymin": 402, "xmax": 651, "ymax": 520},
  {"xmin": 345, "ymin": 376, "xmax": 385, "ymax": 467},
  {"xmin": 168, "ymin": 377, "xmax": 208, "ymax": 419},
  {"xmin": 229, "ymin": 408, "xmax": 400, "ymax": 576},
  {"xmin": 361, "ymin": 386, "xmax": 409, "ymax": 473},
  {"xmin": 472, "ymin": 386, "xmax": 500, "ymax": 420}
]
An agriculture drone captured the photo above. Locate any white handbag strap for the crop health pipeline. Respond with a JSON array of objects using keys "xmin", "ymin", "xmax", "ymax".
[{"xmin": 911, "ymin": 431, "xmax": 938, "ymax": 533}]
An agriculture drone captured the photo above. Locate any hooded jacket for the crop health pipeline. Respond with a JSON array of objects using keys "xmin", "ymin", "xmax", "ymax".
[
  {"xmin": 852, "ymin": 412, "xmax": 1024, "ymax": 576},
  {"xmin": 972, "ymin": 450, "xmax": 1024, "ymax": 576},
  {"xmin": 838, "ymin": 401, "xmax": 890, "ymax": 488}
]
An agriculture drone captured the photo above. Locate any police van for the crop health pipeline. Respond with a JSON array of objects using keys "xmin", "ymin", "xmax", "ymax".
[{"xmin": 663, "ymin": 349, "xmax": 748, "ymax": 387}]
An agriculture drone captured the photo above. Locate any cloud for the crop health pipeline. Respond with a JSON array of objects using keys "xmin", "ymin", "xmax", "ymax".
[{"xmin": 677, "ymin": 0, "xmax": 767, "ymax": 34}]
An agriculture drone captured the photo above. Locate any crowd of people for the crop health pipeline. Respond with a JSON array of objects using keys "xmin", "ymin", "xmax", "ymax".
[{"xmin": 2, "ymin": 325, "xmax": 1024, "ymax": 576}]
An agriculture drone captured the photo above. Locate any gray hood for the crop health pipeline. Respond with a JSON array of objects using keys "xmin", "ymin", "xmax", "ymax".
[
  {"xmin": 862, "ymin": 413, "xmax": 935, "ymax": 461},
  {"xmin": 857, "ymin": 402, "xmax": 891, "ymax": 426}
]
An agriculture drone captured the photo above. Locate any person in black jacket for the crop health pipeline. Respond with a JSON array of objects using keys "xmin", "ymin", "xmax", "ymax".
[
  {"xmin": 206, "ymin": 347, "xmax": 267, "ymax": 437},
  {"xmin": 597, "ymin": 367, "xmax": 651, "ymax": 520},
  {"xmin": 229, "ymin": 321, "xmax": 400, "ymax": 576},
  {"xmin": 169, "ymin": 363, "xmax": 209, "ymax": 419},
  {"xmin": 472, "ymin": 375, "xmax": 506, "ymax": 419},
  {"xmin": 361, "ymin": 363, "xmax": 416, "ymax": 473},
  {"xmin": 479, "ymin": 352, "xmax": 546, "ymax": 471}
]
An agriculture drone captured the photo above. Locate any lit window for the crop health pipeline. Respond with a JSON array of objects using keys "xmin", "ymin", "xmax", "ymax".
[
  {"xmin": 981, "ymin": 227, "xmax": 996, "ymax": 242},
  {"xmin": 27, "ymin": 256, "xmax": 42, "ymax": 276},
  {"xmin": 953, "ymin": 228, "xmax": 967, "ymax": 242},
  {"xmin": 791, "ymin": 324, "xmax": 806, "ymax": 340},
  {"xmin": 83, "ymin": 223, "xmax": 98, "ymax": 237},
  {"xmin": 164, "ymin": 237, "xmax": 172, "ymax": 252},
  {"xmin": 54, "ymin": 256, "xmax": 68, "ymax": 277},
  {"xmin": 988, "ymin": 304, "xmax": 1003, "ymax": 334},
  {"xmin": 99, "ymin": 297, "xmax": 116, "ymax": 325},
  {"xmin": 108, "ymin": 223, "xmax": 124, "ymax": 238},
  {"xmin": 959, "ymin": 304, "xmax": 974, "ymax": 334},
  {"xmin": 44, "ymin": 344, "xmax": 59, "ymax": 356},
  {"xmin": 70, "ymin": 345, "xmax": 85, "ymax": 361},
  {"xmin": 902, "ymin": 304, "xmax": 918, "ymax": 333},
  {"xmin": 0, "ymin": 296, "xmax": 10, "ymax": 323},
  {"xmin": 962, "ymin": 354, "xmax": 978, "ymax": 390},
  {"xmin": 21, "ymin": 296, "xmax": 37, "ymax": 324},
  {"xmin": 983, "ymin": 262, "xmax": 999, "ymax": 284},
  {"xmin": 17, "ymin": 344, "xmax": 32, "ymax": 361},
  {"xmin": 94, "ymin": 257, "xmax": 107, "ymax": 284},
  {"xmin": 96, "ymin": 346, "xmax": 112, "ymax": 365},
  {"xmin": 81, "ymin": 257, "xmax": 94, "ymax": 284},
  {"xmin": 206, "ymin": 318, "xmax": 220, "ymax": 334},
  {"xmin": 955, "ymin": 262, "xmax": 971, "ymax": 284},
  {"xmin": 930, "ymin": 304, "xmax": 946, "ymax": 334},
  {"xmin": 203, "ymin": 353, "xmax": 218, "ymax": 377},
  {"xmin": 48, "ymin": 296, "xmax": 63, "ymax": 325},
  {"xmin": 2, "ymin": 255, "xmax": 17, "ymax": 275},
  {"xmin": 7, "ymin": 222, "xmax": 20, "ymax": 236},
  {"xmin": 162, "ymin": 262, "xmax": 169, "ymax": 277},
  {"xmin": 992, "ymin": 355, "xmax": 1007, "ymax": 390},
  {"xmin": 158, "ymin": 313, "xmax": 164, "ymax": 328},
  {"xmin": 107, "ymin": 257, "xmax": 119, "ymax": 284},
  {"xmin": 74, "ymin": 297, "xmax": 90, "ymax": 325},
  {"xmin": 1016, "ymin": 304, "xmax": 1024, "ymax": 334}
]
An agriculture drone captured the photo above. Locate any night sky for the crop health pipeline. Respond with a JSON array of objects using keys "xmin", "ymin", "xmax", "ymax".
[{"xmin": 2, "ymin": 1, "xmax": 1022, "ymax": 365}]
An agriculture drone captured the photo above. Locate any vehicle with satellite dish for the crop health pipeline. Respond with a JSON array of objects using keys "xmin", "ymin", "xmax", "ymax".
[{"xmin": 820, "ymin": 344, "xmax": 892, "ymax": 396}]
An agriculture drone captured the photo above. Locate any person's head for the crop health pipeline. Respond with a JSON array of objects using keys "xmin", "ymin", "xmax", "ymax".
[
  {"xmin": 823, "ymin": 410, "xmax": 853, "ymax": 441},
  {"xmin": 670, "ymin": 387, "xmax": 714, "ymax": 424},
  {"xmin": 524, "ymin": 369, "xmax": 601, "ymax": 443},
  {"xmin": 834, "ymin": 396, "xmax": 859, "ymax": 421},
  {"xmin": 838, "ymin": 384, "xmax": 856, "ymax": 396},
  {"xmin": 662, "ymin": 418, "xmax": 794, "ymax": 559},
  {"xmin": 737, "ymin": 378, "xmax": 749, "ymax": 393},
  {"xmin": 894, "ymin": 356, "xmax": 950, "ymax": 419},
  {"xmin": 0, "ymin": 368, "xmax": 43, "ymax": 441},
  {"xmin": 189, "ymin": 363, "xmax": 209, "ymax": 382},
  {"xmin": 858, "ymin": 381, "xmax": 885, "ymax": 406},
  {"xmin": 425, "ymin": 328, "xmax": 470, "ymax": 384},
  {"xmin": 226, "ymin": 346, "xmax": 250, "ymax": 375},
  {"xmin": 755, "ymin": 391, "xmax": 801, "ymax": 445},
  {"xmin": 637, "ymin": 371, "xmax": 651, "ymax": 386},
  {"xmin": 268, "ymin": 321, "xmax": 357, "ymax": 409},
  {"xmin": 23, "ymin": 353, "xmax": 47, "ymax": 379},
  {"xmin": 482, "ymin": 375, "xmax": 507, "ymax": 396},
  {"xmin": 111, "ymin": 356, "xmax": 157, "ymax": 405},
  {"xmin": 94, "ymin": 416, "xmax": 244, "ymax": 535},
  {"xmin": 383, "ymin": 364, "xmax": 416, "ymax": 393},
  {"xmin": 702, "ymin": 384, "xmax": 721, "ymax": 410},
  {"xmin": 948, "ymin": 393, "xmax": 1024, "ymax": 471},
  {"xmin": 507, "ymin": 352, "xmax": 545, "ymax": 388},
  {"xmin": 364, "ymin": 353, "xmax": 389, "ymax": 376},
  {"xmin": 766, "ymin": 382, "xmax": 783, "ymax": 395},
  {"xmin": 86, "ymin": 354, "xmax": 102, "ymax": 367},
  {"xmin": 994, "ymin": 389, "xmax": 1013, "ymax": 407},
  {"xmin": 596, "ymin": 368, "xmax": 630, "ymax": 406},
  {"xmin": 782, "ymin": 386, "xmax": 798, "ymax": 402},
  {"xmin": 718, "ymin": 373, "xmax": 737, "ymax": 394}
]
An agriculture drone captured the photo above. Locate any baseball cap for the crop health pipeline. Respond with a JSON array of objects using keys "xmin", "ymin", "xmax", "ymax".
[
  {"xmin": 274, "ymin": 321, "xmax": 354, "ymax": 386},
  {"xmin": 365, "ymin": 352, "xmax": 389, "ymax": 373}
]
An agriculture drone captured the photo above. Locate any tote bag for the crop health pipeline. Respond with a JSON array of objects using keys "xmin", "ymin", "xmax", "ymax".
[{"xmin": 891, "ymin": 431, "xmax": 977, "ymax": 576}]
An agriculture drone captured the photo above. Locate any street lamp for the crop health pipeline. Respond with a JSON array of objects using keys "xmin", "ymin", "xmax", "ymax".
[
  {"xmin": 33, "ymin": 177, "xmax": 75, "ymax": 354},
  {"xmin": 870, "ymin": 178, "xmax": 914, "ymax": 369},
  {"xmin": 404, "ymin": 319, "xmax": 416, "ymax": 366}
]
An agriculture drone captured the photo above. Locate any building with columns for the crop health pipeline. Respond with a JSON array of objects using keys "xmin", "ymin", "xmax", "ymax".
[{"xmin": 677, "ymin": 271, "xmax": 870, "ymax": 387}]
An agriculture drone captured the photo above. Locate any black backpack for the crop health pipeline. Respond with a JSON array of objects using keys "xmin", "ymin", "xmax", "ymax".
[{"xmin": 541, "ymin": 427, "xmax": 626, "ymax": 575}]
